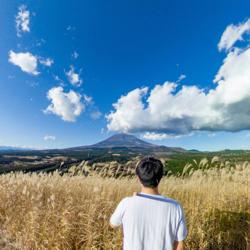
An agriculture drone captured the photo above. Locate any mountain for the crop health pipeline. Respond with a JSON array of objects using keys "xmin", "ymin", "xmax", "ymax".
[
  {"xmin": 89, "ymin": 133, "xmax": 156, "ymax": 148},
  {"xmin": 66, "ymin": 133, "xmax": 186, "ymax": 153}
]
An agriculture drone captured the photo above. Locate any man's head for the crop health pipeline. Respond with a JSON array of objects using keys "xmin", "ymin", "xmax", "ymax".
[{"xmin": 136, "ymin": 156, "xmax": 163, "ymax": 188}]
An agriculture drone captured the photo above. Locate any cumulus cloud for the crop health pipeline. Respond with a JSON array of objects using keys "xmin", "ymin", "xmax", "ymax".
[
  {"xmin": 16, "ymin": 5, "xmax": 30, "ymax": 37},
  {"xmin": 8, "ymin": 50, "xmax": 39, "ymax": 75},
  {"xmin": 9, "ymin": 51, "xmax": 54, "ymax": 75},
  {"xmin": 66, "ymin": 66, "xmax": 82, "ymax": 86},
  {"xmin": 44, "ymin": 135, "xmax": 56, "ymax": 141},
  {"xmin": 218, "ymin": 19, "xmax": 250, "ymax": 51},
  {"xmin": 107, "ymin": 87, "xmax": 149, "ymax": 132},
  {"xmin": 44, "ymin": 87, "xmax": 84, "ymax": 122},
  {"xmin": 107, "ymin": 19, "xmax": 250, "ymax": 136},
  {"xmin": 107, "ymin": 83, "xmax": 210, "ymax": 134}
]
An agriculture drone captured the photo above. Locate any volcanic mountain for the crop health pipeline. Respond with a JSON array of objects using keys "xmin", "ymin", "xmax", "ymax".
[
  {"xmin": 66, "ymin": 133, "xmax": 186, "ymax": 154},
  {"xmin": 89, "ymin": 133, "xmax": 157, "ymax": 148}
]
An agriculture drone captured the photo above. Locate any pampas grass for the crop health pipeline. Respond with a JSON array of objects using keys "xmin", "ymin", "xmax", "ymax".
[{"xmin": 0, "ymin": 159, "xmax": 249, "ymax": 249}]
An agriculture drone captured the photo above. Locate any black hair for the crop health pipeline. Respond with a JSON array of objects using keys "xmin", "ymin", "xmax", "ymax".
[{"xmin": 136, "ymin": 156, "xmax": 163, "ymax": 188}]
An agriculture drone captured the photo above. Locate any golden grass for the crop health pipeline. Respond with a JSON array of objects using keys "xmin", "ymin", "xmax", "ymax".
[{"xmin": 0, "ymin": 162, "xmax": 249, "ymax": 249}]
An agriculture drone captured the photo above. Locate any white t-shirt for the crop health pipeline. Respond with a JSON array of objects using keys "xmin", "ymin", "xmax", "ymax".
[{"xmin": 110, "ymin": 192, "xmax": 187, "ymax": 250}]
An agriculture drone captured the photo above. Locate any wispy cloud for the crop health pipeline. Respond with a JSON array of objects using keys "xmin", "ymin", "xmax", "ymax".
[
  {"xmin": 83, "ymin": 94, "xmax": 92, "ymax": 104},
  {"xmin": 66, "ymin": 25, "xmax": 75, "ymax": 31},
  {"xmin": 177, "ymin": 74, "xmax": 186, "ymax": 83},
  {"xmin": 16, "ymin": 5, "xmax": 30, "ymax": 37},
  {"xmin": 90, "ymin": 110, "xmax": 102, "ymax": 120},
  {"xmin": 72, "ymin": 51, "xmax": 79, "ymax": 59},
  {"xmin": 44, "ymin": 135, "xmax": 56, "ymax": 141}
]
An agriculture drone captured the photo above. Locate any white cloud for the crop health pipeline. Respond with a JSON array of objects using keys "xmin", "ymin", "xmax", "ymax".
[
  {"xmin": 8, "ymin": 50, "xmax": 39, "ymax": 75},
  {"xmin": 142, "ymin": 132, "xmax": 175, "ymax": 140},
  {"xmin": 39, "ymin": 58, "xmax": 54, "ymax": 67},
  {"xmin": 107, "ymin": 87, "xmax": 149, "ymax": 132},
  {"xmin": 218, "ymin": 19, "xmax": 250, "ymax": 51},
  {"xmin": 66, "ymin": 66, "xmax": 82, "ymax": 86},
  {"xmin": 44, "ymin": 135, "xmax": 56, "ymax": 141},
  {"xmin": 44, "ymin": 86, "xmax": 84, "ymax": 122},
  {"xmin": 142, "ymin": 132, "xmax": 193, "ymax": 140},
  {"xmin": 107, "ymin": 18, "xmax": 250, "ymax": 136},
  {"xmin": 16, "ymin": 5, "xmax": 30, "ymax": 37}
]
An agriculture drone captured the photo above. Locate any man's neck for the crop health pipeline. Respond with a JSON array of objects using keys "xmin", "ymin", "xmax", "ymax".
[{"xmin": 141, "ymin": 186, "xmax": 160, "ymax": 195}]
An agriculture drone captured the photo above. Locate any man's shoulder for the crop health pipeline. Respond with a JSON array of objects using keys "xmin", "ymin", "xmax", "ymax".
[
  {"xmin": 159, "ymin": 196, "xmax": 182, "ymax": 208},
  {"xmin": 118, "ymin": 196, "xmax": 133, "ymax": 205},
  {"xmin": 132, "ymin": 193, "xmax": 182, "ymax": 209},
  {"xmin": 120, "ymin": 194, "xmax": 183, "ymax": 209}
]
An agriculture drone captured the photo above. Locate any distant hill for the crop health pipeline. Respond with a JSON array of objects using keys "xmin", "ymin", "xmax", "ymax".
[{"xmin": 0, "ymin": 146, "xmax": 33, "ymax": 152}]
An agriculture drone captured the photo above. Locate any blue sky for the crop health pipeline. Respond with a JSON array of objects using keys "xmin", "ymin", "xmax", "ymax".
[{"xmin": 1, "ymin": 0, "xmax": 250, "ymax": 151}]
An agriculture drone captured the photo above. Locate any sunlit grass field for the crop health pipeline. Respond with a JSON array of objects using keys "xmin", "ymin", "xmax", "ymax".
[{"xmin": 0, "ymin": 158, "xmax": 249, "ymax": 249}]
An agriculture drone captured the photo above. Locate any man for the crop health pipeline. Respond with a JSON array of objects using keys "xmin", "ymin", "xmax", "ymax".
[{"xmin": 109, "ymin": 156, "xmax": 187, "ymax": 250}]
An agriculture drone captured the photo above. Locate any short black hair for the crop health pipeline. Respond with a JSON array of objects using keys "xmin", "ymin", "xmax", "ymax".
[{"xmin": 136, "ymin": 156, "xmax": 163, "ymax": 188}]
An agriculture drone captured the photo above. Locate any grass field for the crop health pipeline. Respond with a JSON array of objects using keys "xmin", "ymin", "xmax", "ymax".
[{"xmin": 0, "ymin": 159, "xmax": 249, "ymax": 249}]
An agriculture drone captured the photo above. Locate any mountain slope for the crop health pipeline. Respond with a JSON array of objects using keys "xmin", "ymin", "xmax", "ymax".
[{"xmin": 90, "ymin": 133, "xmax": 156, "ymax": 148}]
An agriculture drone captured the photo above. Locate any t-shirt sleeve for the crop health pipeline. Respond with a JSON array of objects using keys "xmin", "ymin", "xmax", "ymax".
[
  {"xmin": 109, "ymin": 198, "xmax": 127, "ymax": 227},
  {"xmin": 175, "ymin": 204, "xmax": 188, "ymax": 241}
]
